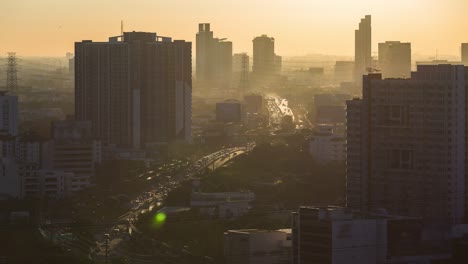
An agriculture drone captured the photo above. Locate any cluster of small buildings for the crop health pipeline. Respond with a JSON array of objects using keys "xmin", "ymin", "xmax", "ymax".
[
  {"xmin": 0, "ymin": 112, "xmax": 101, "ymax": 199},
  {"xmin": 196, "ymin": 93, "xmax": 267, "ymax": 145}
]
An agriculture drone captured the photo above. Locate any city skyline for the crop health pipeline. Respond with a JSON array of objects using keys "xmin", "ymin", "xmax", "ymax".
[
  {"xmin": 3, "ymin": 2, "xmax": 468, "ymax": 263},
  {"xmin": 1, "ymin": 0, "xmax": 468, "ymax": 57}
]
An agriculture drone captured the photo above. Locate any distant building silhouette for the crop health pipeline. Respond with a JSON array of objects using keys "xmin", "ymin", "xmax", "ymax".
[
  {"xmin": 216, "ymin": 99, "xmax": 242, "ymax": 123},
  {"xmin": 196, "ymin": 23, "xmax": 232, "ymax": 88},
  {"xmin": 354, "ymin": 15, "xmax": 372, "ymax": 83},
  {"xmin": 334, "ymin": 61, "xmax": 355, "ymax": 83},
  {"xmin": 75, "ymin": 31, "xmax": 192, "ymax": 149},
  {"xmin": 347, "ymin": 65, "xmax": 468, "ymax": 224},
  {"xmin": 378, "ymin": 41, "xmax": 411, "ymax": 79},
  {"xmin": 461, "ymin": 43, "xmax": 468, "ymax": 65},
  {"xmin": 232, "ymin": 53, "xmax": 250, "ymax": 96}
]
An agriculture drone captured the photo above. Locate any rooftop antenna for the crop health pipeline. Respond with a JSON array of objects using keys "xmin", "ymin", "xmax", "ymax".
[{"xmin": 121, "ymin": 20, "xmax": 124, "ymax": 36}]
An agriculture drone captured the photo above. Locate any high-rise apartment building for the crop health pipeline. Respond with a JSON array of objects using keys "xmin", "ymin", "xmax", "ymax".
[
  {"xmin": 378, "ymin": 41, "xmax": 411, "ymax": 79},
  {"xmin": 75, "ymin": 31, "xmax": 192, "ymax": 148},
  {"xmin": 196, "ymin": 23, "xmax": 232, "ymax": 87},
  {"xmin": 462, "ymin": 43, "xmax": 468, "ymax": 66},
  {"xmin": 354, "ymin": 15, "xmax": 372, "ymax": 83},
  {"xmin": 346, "ymin": 65, "xmax": 467, "ymax": 224},
  {"xmin": 252, "ymin": 35, "xmax": 275, "ymax": 78}
]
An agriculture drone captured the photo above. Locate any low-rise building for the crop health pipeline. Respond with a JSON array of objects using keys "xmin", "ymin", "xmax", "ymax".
[
  {"xmin": 21, "ymin": 170, "xmax": 73, "ymax": 199},
  {"xmin": 224, "ymin": 229, "xmax": 292, "ymax": 264},
  {"xmin": 292, "ymin": 206, "xmax": 387, "ymax": 264},
  {"xmin": 292, "ymin": 206, "xmax": 452, "ymax": 264},
  {"xmin": 216, "ymin": 99, "xmax": 242, "ymax": 123},
  {"xmin": 191, "ymin": 180, "xmax": 254, "ymax": 219}
]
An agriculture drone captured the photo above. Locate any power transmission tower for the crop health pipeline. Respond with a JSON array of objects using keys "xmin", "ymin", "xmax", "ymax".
[{"xmin": 6, "ymin": 52, "xmax": 18, "ymax": 93}]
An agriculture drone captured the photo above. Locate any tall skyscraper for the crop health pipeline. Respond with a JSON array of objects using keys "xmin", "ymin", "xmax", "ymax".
[
  {"xmin": 461, "ymin": 43, "xmax": 468, "ymax": 65},
  {"xmin": 378, "ymin": 41, "xmax": 411, "ymax": 79},
  {"xmin": 354, "ymin": 15, "xmax": 372, "ymax": 83},
  {"xmin": 346, "ymin": 65, "xmax": 467, "ymax": 224},
  {"xmin": 0, "ymin": 91, "xmax": 18, "ymax": 137},
  {"xmin": 252, "ymin": 35, "xmax": 275, "ymax": 78},
  {"xmin": 75, "ymin": 31, "xmax": 192, "ymax": 149},
  {"xmin": 196, "ymin": 23, "xmax": 232, "ymax": 88},
  {"xmin": 216, "ymin": 39, "xmax": 233, "ymax": 87},
  {"xmin": 196, "ymin": 23, "xmax": 214, "ymax": 83}
]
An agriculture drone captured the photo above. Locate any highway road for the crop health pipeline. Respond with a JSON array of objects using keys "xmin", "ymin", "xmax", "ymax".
[{"xmin": 88, "ymin": 143, "xmax": 256, "ymax": 262}]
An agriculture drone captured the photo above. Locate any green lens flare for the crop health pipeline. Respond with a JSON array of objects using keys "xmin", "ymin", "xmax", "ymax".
[{"xmin": 155, "ymin": 212, "xmax": 166, "ymax": 224}]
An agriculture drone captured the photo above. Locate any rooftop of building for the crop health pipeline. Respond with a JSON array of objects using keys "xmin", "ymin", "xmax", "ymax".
[
  {"xmin": 297, "ymin": 205, "xmax": 418, "ymax": 221},
  {"xmin": 225, "ymin": 229, "xmax": 291, "ymax": 235}
]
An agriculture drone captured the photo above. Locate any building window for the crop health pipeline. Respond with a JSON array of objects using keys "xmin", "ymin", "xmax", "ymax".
[
  {"xmin": 385, "ymin": 105, "xmax": 408, "ymax": 126},
  {"xmin": 388, "ymin": 149, "xmax": 413, "ymax": 170}
]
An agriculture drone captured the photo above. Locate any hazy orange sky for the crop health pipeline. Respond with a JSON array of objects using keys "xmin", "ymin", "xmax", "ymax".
[{"xmin": 1, "ymin": 0, "xmax": 468, "ymax": 57}]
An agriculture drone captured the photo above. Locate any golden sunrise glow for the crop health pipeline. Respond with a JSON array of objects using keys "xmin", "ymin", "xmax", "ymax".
[{"xmin": 0, "ymin": 0, "xmax": 467, "ymax": 56}]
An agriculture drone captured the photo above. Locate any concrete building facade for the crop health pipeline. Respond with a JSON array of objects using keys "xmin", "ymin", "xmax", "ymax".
[{"xmin": 346, "ymin": 65, "xmax": 467, "ymax": 224}]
